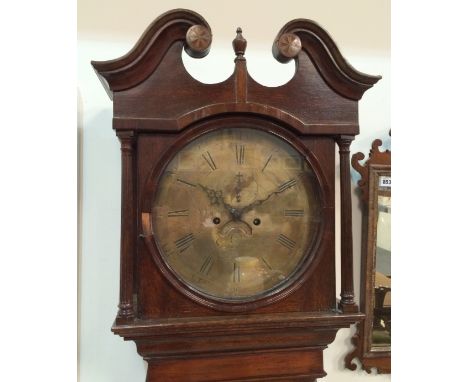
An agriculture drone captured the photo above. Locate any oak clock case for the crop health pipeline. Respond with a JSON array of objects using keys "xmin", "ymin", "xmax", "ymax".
[{"xmin": 92, "ymin": 9, "xmax": 381, "ymax": 382}]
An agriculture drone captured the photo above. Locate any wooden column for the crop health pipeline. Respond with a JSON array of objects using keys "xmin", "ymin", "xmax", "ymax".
[
  {"xmin": 337, "ymin": 135, "xmax": 358, "ymax": 313},
  {"xmin": 116, "ymin": 131, "xmax": 136, "ymax": 322}
]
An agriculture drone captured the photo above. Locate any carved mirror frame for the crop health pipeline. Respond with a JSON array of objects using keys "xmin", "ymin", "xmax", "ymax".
[{"xmin": 345, "ymin": 138, "xmax": 391, "ymax": 373}]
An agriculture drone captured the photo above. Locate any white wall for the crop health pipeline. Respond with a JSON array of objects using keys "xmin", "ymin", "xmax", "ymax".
[{"xmin": 78, "ymin": 1, "xmax": 390, "ymax": 381}]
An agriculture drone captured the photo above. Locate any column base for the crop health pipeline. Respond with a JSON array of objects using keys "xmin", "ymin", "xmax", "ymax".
[{"xmin": 338, "ymin": 301, "xmax": 359, "ymax": 313}]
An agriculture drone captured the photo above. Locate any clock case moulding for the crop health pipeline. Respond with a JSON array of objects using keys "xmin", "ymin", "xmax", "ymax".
[{"xmin": 92, "ymin": 9, "xmax": 381, "ymax": 382}]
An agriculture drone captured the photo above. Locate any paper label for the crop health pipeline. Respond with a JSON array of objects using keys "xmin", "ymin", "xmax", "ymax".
[{"xmin": 379, "ymin": 176, "xmax": 391, "ymax": 188}]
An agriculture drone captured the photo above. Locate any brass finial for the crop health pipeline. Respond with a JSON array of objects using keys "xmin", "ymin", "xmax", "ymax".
[{"xmin": 232, "ymin": 27, "xmax": 247, "ymax": 60}]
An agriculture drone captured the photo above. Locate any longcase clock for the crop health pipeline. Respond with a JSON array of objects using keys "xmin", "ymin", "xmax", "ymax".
[{"xmin": 92, "ymin": 9, "xmax": 381, "ymax": 381}]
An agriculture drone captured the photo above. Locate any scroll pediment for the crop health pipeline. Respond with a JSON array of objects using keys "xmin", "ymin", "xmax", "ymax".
[
  {"xmin": 92, "ymin": 9, "xmax": 380, "ymax": 99},
  {"xmin": 92, "ymin": 9, "xmax": 381, "ymax": 135}
]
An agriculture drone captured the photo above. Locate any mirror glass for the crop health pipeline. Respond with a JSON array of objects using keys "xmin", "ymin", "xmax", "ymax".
[{"xmin": 371, "ymin": 176, "xmax": 391, "ymax": 347}]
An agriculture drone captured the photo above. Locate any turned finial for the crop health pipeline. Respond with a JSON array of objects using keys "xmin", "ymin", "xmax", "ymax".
[{"xmin": 232, "ymin": 27, "xmax": 247, "ymax": 60}]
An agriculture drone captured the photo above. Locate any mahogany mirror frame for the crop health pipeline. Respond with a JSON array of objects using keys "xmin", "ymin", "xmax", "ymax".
[{"xmin": 345, "ymin": 138, "xmax": 391, "ymax": 374}]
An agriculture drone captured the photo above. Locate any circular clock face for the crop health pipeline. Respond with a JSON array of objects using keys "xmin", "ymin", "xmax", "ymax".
[{"xmin": 151, "ymin": 128, "xmax": 322, "ymax": 301}]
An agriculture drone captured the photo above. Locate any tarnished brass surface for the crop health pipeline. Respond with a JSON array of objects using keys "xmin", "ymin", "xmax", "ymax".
[{"xmin": 152, "ymin": 128, "xmax": 321, "ymax": 300}]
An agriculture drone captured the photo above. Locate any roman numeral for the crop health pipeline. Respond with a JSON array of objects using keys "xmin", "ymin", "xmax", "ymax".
[
  {"xmin": 284, "ymin": 209, "xmax": 304, "ymax": 217},
  {"xmin": 262, "ymin": 154, "xmax": 273, "ymax": 172},
  {"xmin": 233, "ymin": 262, "xmax": 241, "ymax": 283},
  {"xmin": 278, "ymin": 179, "xmax": 296, "ymax": 192},
  {"xmin": 202, "ymin": 151, "xmax": 217, "ymax": 171},
  {"xmin": 176, "ymin": 178, "xmax": 196, "ymax": 187},
  {"xmin": 199, "ymin": 256, "xmax": 214, "ymax": 275},
  {"xmin": 174, "ymin": 233, "xmax": 195, "ymax": 253},
  {"xmin": 168, "ymin": 209, "xmax": 189, "ymax": 217},
  {"xmin": 262, "ymin": 257, "xmax": 272, "ymax": 270},
  {"xmin": 277, "ymin": 234, "xmax": 296, "ymax": 251},
  {"xmin": 236, "ymin": 144, "xmax": 245, "ymax": 165}
]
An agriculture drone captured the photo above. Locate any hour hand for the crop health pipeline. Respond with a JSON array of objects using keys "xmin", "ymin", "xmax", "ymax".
[
  {"xmin": 198, "ymin": 183, "xmax": 242, "ymax": 220},
  {"xmin": 197, "ymin": 183, "xmax": 223, "ymax": 205}
]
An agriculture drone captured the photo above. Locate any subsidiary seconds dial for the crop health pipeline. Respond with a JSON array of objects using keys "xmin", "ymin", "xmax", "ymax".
[{"xmin": 151, "ymin": 127, "xmax": 322, "ymax": 300}]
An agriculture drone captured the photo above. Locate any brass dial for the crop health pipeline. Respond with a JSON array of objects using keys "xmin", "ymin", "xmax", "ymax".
[{"xmin": 152, "ymin": 128, "xmax": 322, "ymax": 300}]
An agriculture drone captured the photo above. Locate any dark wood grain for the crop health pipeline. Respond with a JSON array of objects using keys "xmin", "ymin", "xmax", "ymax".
[
  {"xmin": 92, "ymin": 8, "xmax": 380, "ymax": 381},
  {"xmin": 114, "ymin": 312, "xmax": 364, "ymax": 381},
  {"xmin": 115, "ymin": 131, "xmax": 136, "ymax": 323},
  {"xmin": 109, "ymin": 43, "xmax": 359, "ymax": 135},
  {"xmin": 337, "ymin": 136, "xmax": 358, "ymax": 313},
  {"xmin": 91, "ymin": 9, "xmax": 211, "ymax": 97},
  {"xmin": 145, "ymin": 348, "xmax": 325, "ymax": 382},
  {"xmin": 272, "ymin": 19, "xmax": 381, "ymax": 100}
]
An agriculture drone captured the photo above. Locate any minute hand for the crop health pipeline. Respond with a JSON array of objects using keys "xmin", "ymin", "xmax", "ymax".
[{"xmin": 240, "ymin": 179, "xmax": 296, "ymax": 215}]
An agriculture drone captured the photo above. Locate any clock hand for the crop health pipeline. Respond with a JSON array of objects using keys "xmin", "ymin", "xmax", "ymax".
[
  {"xmin": 197, "ymin": 177, "xmax": 293, "ymax": 222},
  {"xmin": 197, "ymin": 183, "xmax": 223, "ymax": 205},
  {"xmin": 234, "ymin": 172, "xmax": 243, "ymax": 203},
  {"xmin": 238, "ymin": 190, "xmax": 277, "ymax": 215},
  {"xmin": 239, "ymin": 178, "xmax": 296, "ymax": 216},
  {"xmin": 197, "ymin": 183, "xmax": 241, "ymax": 220}
]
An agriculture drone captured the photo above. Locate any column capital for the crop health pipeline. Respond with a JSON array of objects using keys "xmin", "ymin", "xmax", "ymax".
[
  {"xmin": 336, "ymin": 135, "xmax": 355, "ymax": 152},
  {"xmin": 117, "ymin": 131, "xmax": 136, "ymax": 152}
]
